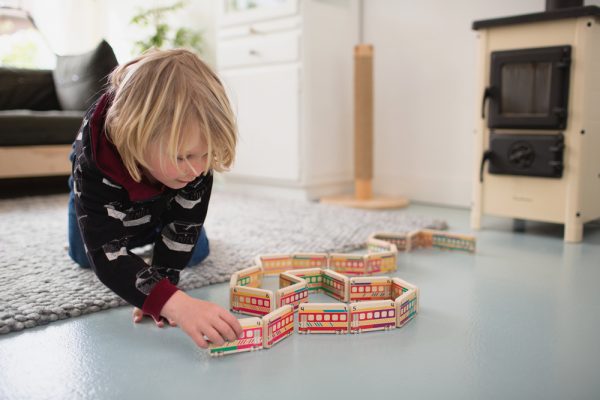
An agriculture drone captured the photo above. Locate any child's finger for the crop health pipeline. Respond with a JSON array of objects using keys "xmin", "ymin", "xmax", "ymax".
[
  {"xmin": 189, "ymin": 331, "xmax": 208, "ymax": 349},
  {"xmin": 220, "ymin": 311, "xmax": 243, "ymax": 338},
  {"xmin": 133, "ymin": 308, "xmax": 144, "ymax": 323},
  {"xmin": 168, "ymin": 319, "xmax": 177, "ymax": 327},
  {"xmin": 215, "ymin": 317, "xmax": 237, "ymax": 342},
  {"xmin": 203, "ymin": 326, "xmax": 225, "ymax": 346}
]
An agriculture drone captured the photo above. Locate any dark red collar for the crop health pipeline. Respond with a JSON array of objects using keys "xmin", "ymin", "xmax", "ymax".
[{"xmin": 89, "ymin": 93, "xmax": 166, "ymax": 202}]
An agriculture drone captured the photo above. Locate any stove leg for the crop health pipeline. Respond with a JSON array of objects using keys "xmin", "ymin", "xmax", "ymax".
[
  {"xmin": 513, "ymin": 219, "xmax": 526, "ymax": 232},
  {"xmin": 564, "ymin": 220, "xmax": 583, "ymax": 243}
]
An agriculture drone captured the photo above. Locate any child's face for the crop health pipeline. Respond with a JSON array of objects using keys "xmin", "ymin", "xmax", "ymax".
[{"xmin": 144, "ymin": 127, "xmax": 209, "ymax": 189}]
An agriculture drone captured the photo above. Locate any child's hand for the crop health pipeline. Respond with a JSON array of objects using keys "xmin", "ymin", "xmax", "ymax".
[
  {"xmin": 160, "ymin": 290, "xmax": 243, "ymax": 349},
  {"xmin": 133, "ymin": 307, "xmax": 177, "ymax": 328}
]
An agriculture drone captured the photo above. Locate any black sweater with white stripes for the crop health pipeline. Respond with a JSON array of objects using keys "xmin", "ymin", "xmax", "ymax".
[{"xmin": 71, "ymin": 94, "xmax": 213, "ymax": 319}]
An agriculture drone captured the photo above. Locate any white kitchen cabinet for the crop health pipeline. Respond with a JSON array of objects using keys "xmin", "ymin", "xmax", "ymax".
[{"xmin": 217, "ymin": 0, "xmax": 359, "ymax": 199}]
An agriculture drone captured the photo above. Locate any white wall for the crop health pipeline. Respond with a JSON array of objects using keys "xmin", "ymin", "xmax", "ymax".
[{"xmin": 363, "ymin": 0, "xmax": 600, "ymax": 207}]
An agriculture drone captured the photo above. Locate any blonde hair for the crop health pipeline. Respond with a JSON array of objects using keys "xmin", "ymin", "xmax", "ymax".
[{"xmin": 105, "ymin": 48, "xmax": 237, "ymax": 182}]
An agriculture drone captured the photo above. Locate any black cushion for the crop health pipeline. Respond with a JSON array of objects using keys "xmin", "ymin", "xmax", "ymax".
[
  {"xmin": 52, "ymin": 40, "xmax": 118, "ymax": 111},
  {"xmin": 0, "ymin": 110, "xmax": 84, "ymax": 146},
  {"xmin": 0, "ymin": 68, "xmax": 61, "ymax": 111}
]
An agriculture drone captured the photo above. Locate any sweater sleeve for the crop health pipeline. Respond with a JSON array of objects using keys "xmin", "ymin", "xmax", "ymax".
[{"xmin": 72, "ymin": 158, "xmax": 179, "ymax": 317}]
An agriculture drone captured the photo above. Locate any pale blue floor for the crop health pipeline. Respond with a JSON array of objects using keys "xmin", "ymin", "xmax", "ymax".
[{"xmin": 1, "ymin": 203, "xmax": 600, "ymax": 400}]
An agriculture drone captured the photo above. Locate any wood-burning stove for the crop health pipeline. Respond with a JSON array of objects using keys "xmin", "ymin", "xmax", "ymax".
[{"xmin": 471, "ymin": 2, "xmax": 600, "ymax": 242}]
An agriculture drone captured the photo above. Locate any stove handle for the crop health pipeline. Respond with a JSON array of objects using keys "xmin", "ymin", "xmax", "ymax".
[
  {"xmin": 481, "ymin": 87, "xmax": 492, "ymax": 119},
  {"xmin": 479, "ymin": 150, "xmax": 493, "ymax": 182}
]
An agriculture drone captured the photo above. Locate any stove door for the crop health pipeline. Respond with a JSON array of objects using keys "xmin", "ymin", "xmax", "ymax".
[
  {"xmin": 487, "ymin": 46, "xmax": 571, "ymax": 130},
  {"xmin": 488, "ymin": 133, "xmax": 564, "ymax": 178}
]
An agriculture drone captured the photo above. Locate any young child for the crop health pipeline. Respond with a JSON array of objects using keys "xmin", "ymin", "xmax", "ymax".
[{"xmin": 67, "ymin": 48, "xmax": 242, "ymax": 348}]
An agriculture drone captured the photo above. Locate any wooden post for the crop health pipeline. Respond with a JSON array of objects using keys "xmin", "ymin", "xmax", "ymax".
[
  {"xmin": 321, "ymin": 44, "xmax": 409, "ymax": 209},
  {"xmin": 354, "ymin": 44, "xmax": 374, "ymax": 200}
]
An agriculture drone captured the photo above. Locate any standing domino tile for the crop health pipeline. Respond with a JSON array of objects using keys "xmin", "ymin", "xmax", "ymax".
[
  {"xmin": 292, "ymin": 253, "xmax": 329, "ymax": 269},
  {"xmin": 322, "ymin": 269, "xmax": 350, "ymax": 302},
  {"xmin": 276, "ymin": 272, "xmax": 309, "ymax": 310},
  {"xmin": 298, "ymin": 303, "xmax": 349, "ymax": 334},
  {"xmin": 256, "ymin": 254, "xmax": 293, "ymax": 275},
  {"xmin": 262, "ymin": 305, "xmax": 294, "ymax": 348},
  {"xmin": 349, "ymin": 300, "xmax": 396, "ymax": 333},
  {"xmin": 209, "ymin": 317, "xmax": 263, "ymax": 356},
  {"xmin": 349, "ymin": 276, "xmax": 393, "ymax": 301}
]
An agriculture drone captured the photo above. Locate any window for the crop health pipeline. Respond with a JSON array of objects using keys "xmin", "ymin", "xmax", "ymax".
[
  {"xmin": 324, "ymin": 314, "xmax": 330, "ymax": 321},
  {"xmin": 332, "ymin": 315, "xmax": 338, "ymax": 321},
  {"xmin": 366, "ymin": 286, "xmax": 371, "ymax": 293},
  {"xmin": 251, "ymin": 298, "xmax": 256, "ymax": 305},
  {"xmin": 341, "ymin": 314, "xmax": 347, "ymax": 321},
  {"xmin": 374, "ymin": 312, "xmax": 380, "ymax": 319},
  {"xmin": 367, "ymin": 312, "xmax": 373, "ymax": 319},
  {"xmin": 316, "ymin": 314, "xmax": 322, "ymax": 321},
  {"xmin": 247, "ymin": 330, "xmax": 253, "ymax": 338},
  {"xmin": 359, "ymin": 287, "xmax": 364, "ymax": 293},
  {"xmin": 258, "ymin": 299, "xmax": 263, "ymax": 306},
  {"xmin": 378, "ymin": 286, "xmax": 384, "ymax": 292},
  {"xmin": 390, "ymin": 310, "xmax": 395, "ymax": 317},
  {"xmin": 308, "ymin": 314, "xmax": 314, "ymax": 321},
  {"xmin": 382, "ymin": 311, "xmax": 387, "ymax": 318},
  {"xmin": 265, "ymin": 300, "xmax": 270, "ymax": 307},
  {"xmin": 351, "ymin": 287, "xmax": 357, "ymax": 293}
]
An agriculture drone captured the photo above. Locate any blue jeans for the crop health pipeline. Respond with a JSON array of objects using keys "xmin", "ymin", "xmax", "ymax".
[{"xmin": 67, "ymin": 177, "xmax": 210, "ymax": 268}]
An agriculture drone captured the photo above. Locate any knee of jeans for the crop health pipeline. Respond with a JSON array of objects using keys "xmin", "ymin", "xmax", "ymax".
[
  {"xmin": 188, "ymin": 238, "xmax": 210, "ymax": 267},
  {"xmin": 68, "ymin": 248, "xmax": 91, "ymax": 268}
]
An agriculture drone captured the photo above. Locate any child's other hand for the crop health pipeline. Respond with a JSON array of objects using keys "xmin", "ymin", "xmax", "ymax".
[
  {"xmin": 160, "ymin": 290, "xmax": 243, "ymax": 349},
  {"xmin": 133, "ymin": 307, "xmax": 177, "ymax": 328}
]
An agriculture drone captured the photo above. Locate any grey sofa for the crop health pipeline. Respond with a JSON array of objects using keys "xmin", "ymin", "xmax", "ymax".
[{"xmin": 0, "ymin": 40, "xmax": 118, "ymax": 178}]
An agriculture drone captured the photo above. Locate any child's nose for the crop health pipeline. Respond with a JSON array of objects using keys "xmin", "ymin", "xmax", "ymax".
[{"xmin": 187, "ymin": 160, "xmax": 204, "ymax": 177}]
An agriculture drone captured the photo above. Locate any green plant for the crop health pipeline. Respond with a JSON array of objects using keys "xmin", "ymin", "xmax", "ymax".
[{"xmin": 130, "ymin": 1, "xmax": 203, "ymax": 55}]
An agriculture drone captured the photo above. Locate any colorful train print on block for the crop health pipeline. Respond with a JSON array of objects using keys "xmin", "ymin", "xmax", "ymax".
[
  {"xmin": 276, "ymin": 272, "xmax": 309, "ymax": 310},
  {"xmin": 256, "ymin": 253, "xmax": 328, "ymax": 275},
  {"xmin": 349, "ymin": 276, "xmax": 392, "ymax": 302},
  {"xmin": 262, "ymin": 305, "xmax": 294, "ymax": 348},
  {"xmin": 349, "ymin": 300, "xmax": 397, "ymax": 333},
  {"xmin": 298, "ymin": 303, "xmax": 350, "ymax": 334},
  {"xmin": 209, "ymin": 305, "xmax": 295, "ymax": 356},
  {"xmin": 209, "ymin": 317, "xmax": 264, "ymax": 356}
]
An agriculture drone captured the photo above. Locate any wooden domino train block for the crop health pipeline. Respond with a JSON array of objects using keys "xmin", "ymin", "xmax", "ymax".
[
  {"xmin": 262, "ymin": 305, "xmax": 294, "ymax": 349},
  {"xmin": 395, "ymin": 288, "xmax": 418, "ymax": 328},
  {"xmin": 256, "ymin": 254, "xmax": 293, "ymax": 276},
  {"xmin": 329, "ymin": 253, "xmax": 367, "ymax": 275},
  {"xmin": 322, "ymin": 269, "xmax": 350, "ymax": 302},
  {"xmin": 231, "ymin": 286, "xmax": 274, "ymax": 317},
  {"xmin": 286, "ymin": 268, "xmax": 325, "ymax": 294},
  {"xmin": 292, "ymin": 253, "xmax": 329, "ymax": 269},
  {"xmin": 276, "ymin": 272, "xmax": 309, "ymax": 310},
  {"xmin": 209, "ymin": 317, "xmax": 263, "ymax": 356},
  {"xmin": 349, "ymin": 300, "xmax": 397, "ymax": 333},
  {"xmin": 349, "ymin": 276, "xmax": 393, "ymax": 302},
  {"xmin": 298, "ymin": 303, "xmax": 349, "ymax": 334}
]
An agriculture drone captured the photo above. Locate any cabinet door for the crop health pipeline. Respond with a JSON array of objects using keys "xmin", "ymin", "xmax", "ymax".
[{"xmin": 221, "ymin": 64, "xmax": 300, "ymax": 181}]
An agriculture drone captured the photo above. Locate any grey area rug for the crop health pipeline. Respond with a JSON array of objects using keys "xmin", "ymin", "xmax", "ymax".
[{"xmin": 0, "ymin": 192, "xmax": 446, "ymax": 334}]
